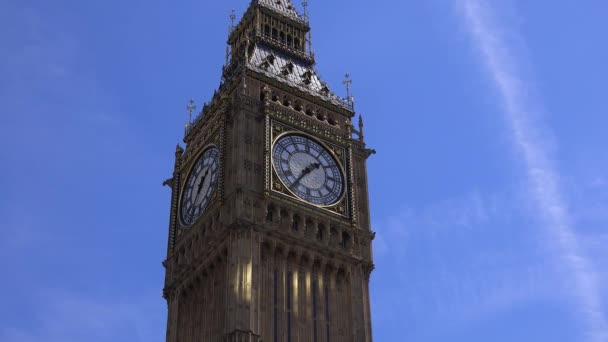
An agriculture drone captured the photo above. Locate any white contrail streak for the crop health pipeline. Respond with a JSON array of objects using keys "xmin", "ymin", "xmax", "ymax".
[{"xmin": 458, "ymin": 1, "xmax": 608, "ymax": 340}]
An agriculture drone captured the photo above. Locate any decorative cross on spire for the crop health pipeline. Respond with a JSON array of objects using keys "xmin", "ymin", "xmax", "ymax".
[
  {"xmin": 343, "ymin": 73, "xmax": 353, "ymax": 105},
  {"xmin": 229, "ymin": 9, "xmax": 236, "ymax": 31},
  {"xmin": 302, "ymin": 0, "xmax": 309, "ymax": 20},
  {"xmin": 186, "ymin": 98, "xmax": 196, "ymax": 123},
  {"xmin": 302, "ymin": 0, "xmax": 313, "ymax": 55}
]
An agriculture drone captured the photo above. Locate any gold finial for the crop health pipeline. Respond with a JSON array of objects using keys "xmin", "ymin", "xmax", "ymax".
[
  {"xmin": 186, "ymin": 98, "xmax": 196, "ymax": 123},
  {"xmin": 343, "ymin": 73, "xmax": 353, "ymax": 105}
]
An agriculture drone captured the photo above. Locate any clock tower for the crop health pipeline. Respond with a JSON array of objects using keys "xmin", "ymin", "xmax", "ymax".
[{"xmin": 163, "ymin": 1, "xmax": 376, "ymax": 341}]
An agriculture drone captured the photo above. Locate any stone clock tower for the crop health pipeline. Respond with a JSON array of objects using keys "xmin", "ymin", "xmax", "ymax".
[{"xmin": 163, "ymin": 1, "xmax": 376, "ymax": 341}]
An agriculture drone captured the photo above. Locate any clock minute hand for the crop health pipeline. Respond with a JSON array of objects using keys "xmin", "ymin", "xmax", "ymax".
[
  {"xmin": 192, "ymin": 168, "xmax": 211, "ymax": 207},
  {"xmin": 197, "ymin": 169, "xmax": 210, "ymax": 194}
]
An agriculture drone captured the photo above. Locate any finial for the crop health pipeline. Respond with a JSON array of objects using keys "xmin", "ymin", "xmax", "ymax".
[
  {"xmin": 343, "ymin": 73, "xmax": 353, "ymax": 106},
  {"xmin": 230, "ymin": 9, "xmax": 236, "ymax": 31},
  {"xmin": 302, "ymin": 1, "xmax": 313, "ymax": 56},
  {"xmin": 302, "ymin": 0, "xmax": 309, "ymax": 21},
  {"xmin": 186, "ymin": 98, "xmax": 196, "ymax": 123},
  {"xmin": 358, "ymin": 114, "xmax": 365, "ymax": 142}
]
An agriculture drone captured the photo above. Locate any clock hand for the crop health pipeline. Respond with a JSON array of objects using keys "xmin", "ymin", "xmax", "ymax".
[
  {"xmin": 291, "ymin": 162, "xmax": 321, "ymax": 189},
  {"xmin": 193, "ymin": 168, "xmax": 211, "ymax": 204},
  {"xmin": 196, "ymin": 168, "xmax": 210, "ymax": 195}
]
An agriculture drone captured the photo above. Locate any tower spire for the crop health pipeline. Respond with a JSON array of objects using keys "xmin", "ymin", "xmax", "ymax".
[
  {"xmin": 186, "ymin": 98, "xmax": 196, "ymax": 123},
  {"xmin": 358, "ymin": 114, "xmax": 365, "ymax": 142},
  {"xmin": 302, "ymin": 0, "xmax": 309, "ymax": 21},
  {"xmin": 225, "ymin": 9, "xmax": 236, "ymax": 67},
  {"xmin": 343, "ymin": 73, "xmax": 354, "ymax": 107},
  {"xmin": 304, "ymin": 0, "xmax": 314, "ymax": 56},
  {"xmin": 229, "ymin": 9, "xmax": 236, "ymax": 31}
]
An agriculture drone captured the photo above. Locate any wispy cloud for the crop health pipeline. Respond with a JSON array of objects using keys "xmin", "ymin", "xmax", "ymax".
[
  {"xmin": 373, "ymin": 191, "xmax": 561, "ymax": 331},
  {"xmin": 457, "ymin": 1, "xmax": 608, "ymax": 340}
]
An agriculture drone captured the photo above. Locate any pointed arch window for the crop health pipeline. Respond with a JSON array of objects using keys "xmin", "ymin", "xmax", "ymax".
[
  {"xmin": 317, "ymin": 224, "xmax": 325, "ymax": 242},
  {"xmin": 292, "ymin": 215, "xmax": 300, "ymax": 232},
  {"xmin": 341, "ymin": 232, "xmax": 351, "ymax": 250},
  {"xmin": 266, "ymin": 205, "xmax": 275, "ymax": 223}
]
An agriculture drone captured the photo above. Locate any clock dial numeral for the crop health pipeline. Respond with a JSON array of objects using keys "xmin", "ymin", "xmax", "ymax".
[
  {"xmin": 272, "ymin": 134, "xmax": 345, "ymax": 207},
  {"xmin": 180, "ymin": 147, "xmax": 221, "ymax": 226}
]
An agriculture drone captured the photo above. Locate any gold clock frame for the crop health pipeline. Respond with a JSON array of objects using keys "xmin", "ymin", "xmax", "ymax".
[{"xmin": 270, "ymin": 128, "xmax": 350, "ymax": 216}]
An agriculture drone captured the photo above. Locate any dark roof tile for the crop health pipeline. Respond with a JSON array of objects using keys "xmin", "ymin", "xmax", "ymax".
[
  {"xmin": 257, "ymin": 0, "xmax": 303, "ymax": 21},
  {"xmin": 249, "ymin": 45, "xmax": 352, "ymax": 110}
]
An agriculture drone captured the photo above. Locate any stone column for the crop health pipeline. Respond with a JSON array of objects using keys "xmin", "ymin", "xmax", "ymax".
[
  {"xmin": 166, "ymin": 292, "xmax": 179, "ymax": 342},
  {"xmin": 304, "ymin": 256, "xmax": 314, "ymax": 342},
  {"xmin": 363, "ymin": 267, "xmax": 373, "ymax": 342}
]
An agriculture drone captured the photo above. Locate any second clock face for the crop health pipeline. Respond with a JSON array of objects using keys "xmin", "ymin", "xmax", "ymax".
[
  {"xmin": 181, "ymin": 146, "xmax": 220, "ymax": 226},
  {"xmin": 273, "ymin": 134, "xmax": 345, "ymax": 206}
]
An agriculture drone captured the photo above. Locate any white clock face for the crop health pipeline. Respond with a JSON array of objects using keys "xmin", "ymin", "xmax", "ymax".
[
  {"xmin": 181, "ymin": 147, "xmax": 220, "ymax": 226},
  {"xmin": 273, "ymin": 134, "xmax": 345, "ymax": 206}
]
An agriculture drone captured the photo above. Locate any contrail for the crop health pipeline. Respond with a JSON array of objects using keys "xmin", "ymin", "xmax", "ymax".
[{"xmin": 457, "ymin": 1, "xmax": 608, "ymax": 340}]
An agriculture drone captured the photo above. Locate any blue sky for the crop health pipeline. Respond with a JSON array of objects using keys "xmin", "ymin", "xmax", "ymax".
[{"xmin": 1, "ymin": 0, "xmax": 607, "ymax": 341}]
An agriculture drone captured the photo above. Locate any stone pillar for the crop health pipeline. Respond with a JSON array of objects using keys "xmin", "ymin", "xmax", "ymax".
[
  {"xmin": 363, "ymin": 267, "xmax": 373, "ymax": 342},
  {"xmin": 166, "ymin": 292, "xmax": 179, "ymax": 342},
  {"xmin": 300, "ymin": 257, "xmax": 312, "ymax": 342},
  {"xmin": 277, "ymin": 246, "xmax": 287, "ymax": 342}
]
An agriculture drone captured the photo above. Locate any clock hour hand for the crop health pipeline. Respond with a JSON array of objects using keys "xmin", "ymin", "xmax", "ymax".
[{"xmin": 291, "ymin": 162, "xmax": 321, "ymax": 189}]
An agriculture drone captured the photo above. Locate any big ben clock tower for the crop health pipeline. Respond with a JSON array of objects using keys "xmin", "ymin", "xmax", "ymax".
[{"xmin": 163, "ymin": 1, "xmax": 376, "ymax": 341}]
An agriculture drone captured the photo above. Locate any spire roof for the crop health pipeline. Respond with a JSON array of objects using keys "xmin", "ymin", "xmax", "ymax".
[
  {"xmin": 220, "ymin": 1, "xmax": 353, "ymax": 114},
  {"xmin": 248, "ymin": 45, "xmax": 353, "ymax": 112},
  {"xmin": 256, "ymin": 0, "xmax": 303, "ymax": 22}
]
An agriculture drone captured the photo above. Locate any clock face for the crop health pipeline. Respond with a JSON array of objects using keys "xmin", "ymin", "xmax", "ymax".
[
  {"xmin": 180, "ymin": 146, "xmax": 220, "ymax": 226},
  {"xmin": 273, "ymin": 134, "xmax": 345, "ymax": 206}
]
